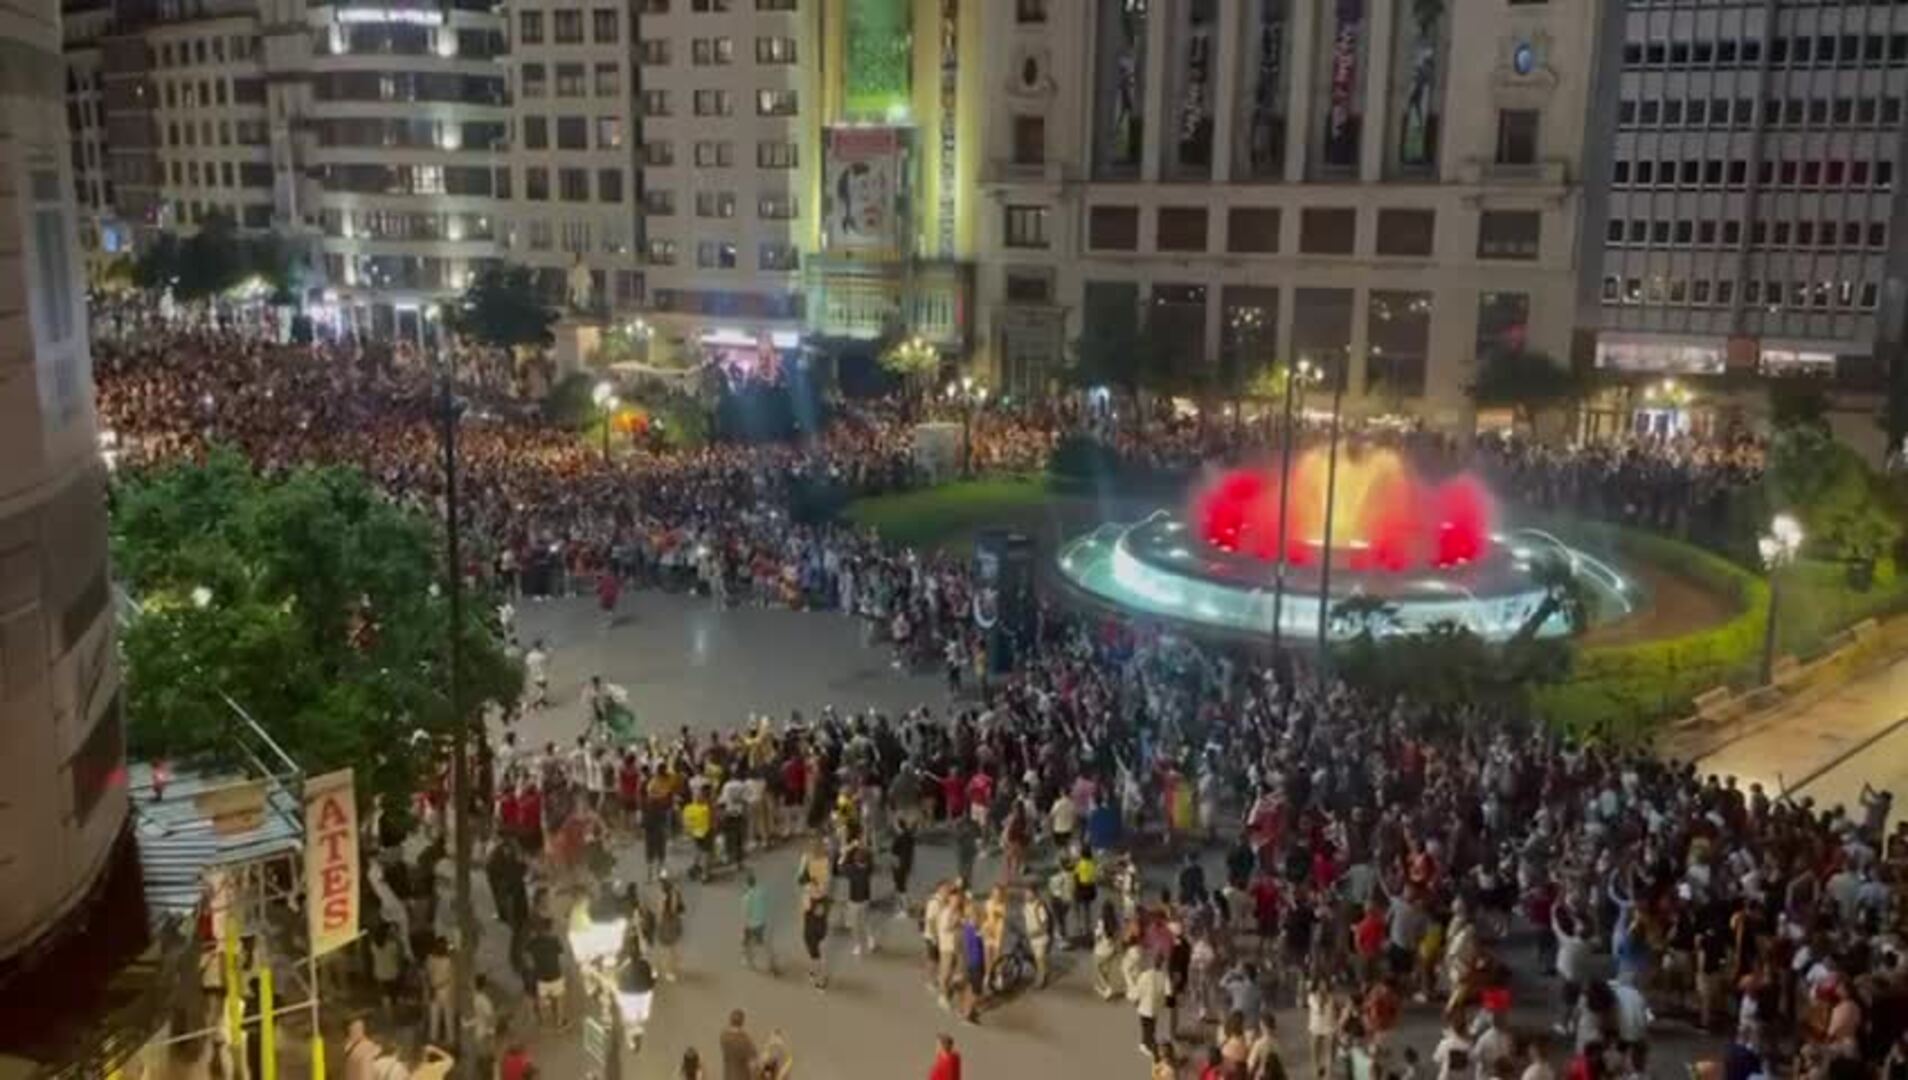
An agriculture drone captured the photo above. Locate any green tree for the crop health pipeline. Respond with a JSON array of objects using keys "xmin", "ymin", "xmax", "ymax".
[
  {"xmin": 173, "ymin": 211, "xmax": 248, "ymax": 301},
  {"xmin": 112, "ymin": 452, "xmax": 521, "ymax": 820},
  {"xmin": 879, "ymin": 335, "xmax": 942, "ymax": 402},
  {"xmin": 1468, "ymin": 349, "xmax": 1583, "ymax": 433},
  {"xmin": 1766, "ymin": 424, "xmax": 1904, "ymax": 568},
  {"xmin": 132, "ymin": 232, "xmax": 184, "ymax": 293},
  {"xmin": 1767, "ymin": 382, "xmax": 1830, "ymax": 431},
  {"xmin": 448, "ymin": 263, "xmax": 558, "ymax": 352}
]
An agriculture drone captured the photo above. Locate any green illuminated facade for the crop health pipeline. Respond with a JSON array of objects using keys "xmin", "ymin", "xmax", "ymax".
[{"xmin": 843, "ymin": 0, "xmax": 912, "ymax": 119}]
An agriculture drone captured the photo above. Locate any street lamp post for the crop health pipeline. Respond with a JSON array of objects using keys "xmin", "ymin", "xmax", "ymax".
[
  {"xmin": 1315, "ymin": 366, "xmax": 1347, "ymax": 655},
  {"xmin": 948, "ymin": 374, "xmax": 987, "ymax": 476},
  {"xmin": 593, "ymin": 379, "xmax": 618, "ymax": 462},
  {"xmin": 436, "ymin": 345, "xmax": 475, "ymax": 1071},
  {"xmin": 1758, "ymin": 512, "xmax": 1804, "ymax": 685},
  {"xmin": 1269, "ymin": 359, "xmax": 1317, "ymax": 654}
]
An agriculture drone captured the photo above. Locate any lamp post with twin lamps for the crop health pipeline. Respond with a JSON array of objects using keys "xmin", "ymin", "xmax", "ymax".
[
  {"xmin": 1269, "ymin": 358, "xmax": 1320, "ymax": 654},
  {"xmin": 1758, "ymin": 512, "xmax": 1804, "ymax": 685},
  {"xmin": 593, "ymin": 380, "xmax": 620, "ymax": 462},
  {"xmin": 946, "ymin": 374, "xmax": 988, "ymax": 476}
]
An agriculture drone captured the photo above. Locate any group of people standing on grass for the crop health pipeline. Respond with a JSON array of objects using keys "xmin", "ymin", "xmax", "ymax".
[{"xmin": 106, "ymin": 330, "xmax": 1898, "ymax": 1080}]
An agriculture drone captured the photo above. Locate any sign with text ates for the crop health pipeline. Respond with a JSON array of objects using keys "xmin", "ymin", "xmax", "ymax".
[{"xmin": 304, "ymin": 769, "xmax": 361, "ymax": 956}]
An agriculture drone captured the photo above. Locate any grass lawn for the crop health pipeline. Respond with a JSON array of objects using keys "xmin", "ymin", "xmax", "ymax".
[{"xmin": 842, "ymin": 477, "xmax": 1058, "ymax": 550}]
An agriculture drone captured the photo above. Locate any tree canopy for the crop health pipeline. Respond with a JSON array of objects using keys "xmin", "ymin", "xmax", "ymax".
[
  {"xmin": 448, "ymin": 263, "xmax": 558, "ymax": 351},
  {"xmin": 112, "ymin": 451, "xmax": 521, "ymax": 817},
  {"xmin": 1468, "ymin": 349, "xmax": 1584, "ymax": 430},
  {"xmin": 131, "ymin": 212, "xmax": 300, "ymax": 303},
  {"xmin": 1764, "ymin": 424, "xmax": 1903, "ymax": 566}
]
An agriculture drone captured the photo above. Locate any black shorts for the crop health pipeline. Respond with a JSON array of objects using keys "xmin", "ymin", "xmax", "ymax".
[{"xmin": 1387, "ymin": 943, "xmax": 1414, "ymax": 975}]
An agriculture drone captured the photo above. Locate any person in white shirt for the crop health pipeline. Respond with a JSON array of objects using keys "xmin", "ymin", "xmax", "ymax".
[
  {"xmin": 1431, "ymin": 1014, "xmax": 1475, "ymax": 1080},
  {"xmin": 1132, "ymin": 956, "xmax": 1171, "ymax": 1058},
  {"xmin": 523, "ymin": 640, "xmax": 550, "ymax": 709}
]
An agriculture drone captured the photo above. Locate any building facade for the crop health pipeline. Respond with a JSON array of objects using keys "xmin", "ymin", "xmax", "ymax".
[
  {"xmin": 972, "ymin": 0, "xmax": 1602, "ymax": 428},
  {"xmin": 0, "ymin": 0, "xmax": 130, "ymax": 964},
  {"xmin": 1581, "ymin": 0, "xmax": 1908, "ymax": 447}
]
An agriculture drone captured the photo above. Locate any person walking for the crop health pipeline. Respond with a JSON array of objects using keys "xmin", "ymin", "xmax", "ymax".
[
  {"xmin": 719, "ymin": 1009, "xmax": 759, "ymax": 1080},
  {"xmin": 654, "ymin": 874, "xmax": 686, "ymax": 982},
  {"xmin": 1133, "ymin": 954, "xmax": 1172, "ymax": 1058},
  {"xmin": 802, "ymin": 889, "xmax": 831, "ymax": 991},
  {"xmin": 741, "ymin": 871, "xmax": 776, "ymax": 974},
  {"xmin": 1023, "ymin": 886, "xmax": 1053, "ymax": 989},
  {"xmin": 891, "ymin": 818, "xmax": 918, "ymax": 912},
  {"xmin": 842, "ymin": 834, "xmax": 877, "ymax": 955}
]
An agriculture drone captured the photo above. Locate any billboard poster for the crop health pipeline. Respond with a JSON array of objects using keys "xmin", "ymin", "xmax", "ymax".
[
  {"xmin": 1325, "ymin": 0, "xmax": 1364, "ymax": 168},
  {"xmin": 825, "ymin": 126, "xmax": 901, "ymax": 252},
  {"xmin": 304, "ymin": 768, "xmax": 360, "ymax": 957}
]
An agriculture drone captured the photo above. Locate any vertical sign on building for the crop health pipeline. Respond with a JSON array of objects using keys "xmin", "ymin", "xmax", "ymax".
[
  {"xmin": 938, "ymin": 0, "xmax": 959, "ymax": 256},
  {"xmin": 304, "ymin": 768, "xmax": 360, "ymax": 956}
]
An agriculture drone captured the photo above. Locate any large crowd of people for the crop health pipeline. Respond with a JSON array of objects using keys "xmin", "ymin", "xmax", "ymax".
[{"xmin": 100, "ymin": 330, "xmax": 1899, "ymax": 1080}]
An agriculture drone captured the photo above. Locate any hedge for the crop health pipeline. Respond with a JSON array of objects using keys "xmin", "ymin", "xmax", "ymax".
[{"xmin": 1533, "ymin": 527, "xmax": 1769, "ymax": 744}]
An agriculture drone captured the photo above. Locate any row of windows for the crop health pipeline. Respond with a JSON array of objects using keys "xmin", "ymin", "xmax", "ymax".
[
  {"xmin": 522, "ymin": 166, "xmax": 626, "ymax": 203},
  {"xmin": 636, "ymin": 88, "xmax": 798, "ymax": 117},
  {"xmin": 640, "ymin": 238, "xmax": 801, "ymax": 271},
  {"xmin": 1621, "ymin": 33, "xmax": 1908, "ymax": 69},
  {"xmin": 639, "ymin": 139, "xmax": 797, "ymax": 169},
  {"xmin": 168, "ymin": 200, "xmax": 273, "ymax": 229},
  {"xmin": 163, "ymin": 118, "xmax": 270, "ymax": 149},
  {"xmin": 157, "ymin": 76, "xmax": 265, "ymax": 111},
  {"xmin": 629, "ymin": 35, "xmax": 798, "ymax": 65},
  {"xmin": 514, "ymin": 219, "xmax": 630, "ymax": 256},
  {"xmin": 521, "ymin": 115, "xmax": 624, "ymax": 151},
  {"xmin": 1606, "ymin": 216, "xmax": 1888, "ymax": 249},
  {"xmin": 1016, "ymin": 204, "xmax": 1544, "ymax": 263},
  {"xmin": 313, "ymin": 72, "xmax": 507, "ymax": 106},
  {"xmin": 1617, "ymin": 95, "xmax": 1905, "ymax": 129},
  {"xmin": 517, "ymin": 9, "xmax": 623, "ymax": 47},
  {"xmin": 520, "ymin": 62, "xmax": 620, "ymax": 99},
  {"xmin": 152, "ymin": 34, "xmax": 256, "ymax": 69},
  {"xmin": 640, "ymin": 189, "xmax": 797, "ymax": 220},
  {"xmin": 1611, "ymin": 155, "xmax": 1896, "ymax": 190},
  {"xmin": 1600, "ymin": 274, "xmax": 1880, "ymax": 310},
  {"xmin": 163, "ymin": 158, "xmax": 272, "ymax": 190}
]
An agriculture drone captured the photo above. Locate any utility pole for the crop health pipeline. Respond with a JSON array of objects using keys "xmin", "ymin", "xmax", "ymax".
[
  {"xmin": 1315, "ymin": 375, "xmax": 1346, "ymax": 655},
  {"xmin": 439, "ymin": 348, "xmax": 475, "ymax": 1071},
  {"xmin": 1268, "ymin": 362, "xmax": 1305, "ymax": 653}
]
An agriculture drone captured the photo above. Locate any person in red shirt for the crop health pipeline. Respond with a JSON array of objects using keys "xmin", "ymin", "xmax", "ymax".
[
  {"xmin": 498, "ymin": 1042, "xmax": 533, "ymax": 1080},
  {"xmin": 928, "ymin": 1033, "xmax": 961, "ymax": 1080}
]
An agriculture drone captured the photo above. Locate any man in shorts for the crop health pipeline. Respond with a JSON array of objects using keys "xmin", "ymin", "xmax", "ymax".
[{"xmin": 525, "ymin": 918, "xmax": 568, "ymax": 1028}]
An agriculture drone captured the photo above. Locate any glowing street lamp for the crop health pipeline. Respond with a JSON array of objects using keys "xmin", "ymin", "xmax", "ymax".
[
  {"xmin": 1758, "ymin": 512, "xmax": 1804, "ymax": 684},
  {"xmin": 593, "ymin": 380, "xmax": 619, "ymax": 461},
  {"xmin": 949, "ymin": 373, "xmax": 988, "ymax": 476}
]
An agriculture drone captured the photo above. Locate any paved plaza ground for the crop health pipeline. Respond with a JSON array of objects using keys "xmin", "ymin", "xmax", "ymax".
[{"xmin": 421, "ymin": 593, "xmax": 1729, "ymax": 1080}]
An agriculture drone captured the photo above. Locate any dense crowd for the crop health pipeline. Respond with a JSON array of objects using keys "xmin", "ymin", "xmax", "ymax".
[{"xmin": 102, "ymin": 332, "xmax": 1892, "ymax": 1080}]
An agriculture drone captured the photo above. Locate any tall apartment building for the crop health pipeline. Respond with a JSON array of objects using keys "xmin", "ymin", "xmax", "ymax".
[
  {"xmin": 634, "ymin": 0, "xmax": 978, "ymax": 373},
  {"xmin": 1, "ymin": 0, "xmax": 131, "ymax": 985},
  {"xmin": 68, "ymin": 0, "xmax": 651, "ymax": 341},
  {"xmin": 972, "ymin": 0, "xmax": 1601, "ymax": 429},
  {"xmin": 1582, "ymin": 0, "xmax": 1908, "ymax": 447},
  {"xmin": 632, "ymin": 0, "xmax": 820, "ymax": 367}
]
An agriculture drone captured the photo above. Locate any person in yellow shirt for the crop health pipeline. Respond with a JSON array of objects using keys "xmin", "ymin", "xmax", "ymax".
[{"xmin": 683, "ymin": 793, "xmax": 714, "ymax": 880}]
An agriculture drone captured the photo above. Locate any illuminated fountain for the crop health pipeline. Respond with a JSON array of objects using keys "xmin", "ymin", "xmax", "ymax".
[{"xmin": 1056, "ymin": 448, "xmax": 1633, "ymax": 643}]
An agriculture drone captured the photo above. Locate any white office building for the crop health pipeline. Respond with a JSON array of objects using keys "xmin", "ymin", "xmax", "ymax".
[{"xmin": 1582, "ymin": 0, "xmax": 1908, "ymax": 446}]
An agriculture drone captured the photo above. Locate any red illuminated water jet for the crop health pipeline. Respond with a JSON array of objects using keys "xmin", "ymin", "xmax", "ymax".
[{"xmin": 1193, "ymin": 449, "xmax": 1496, "ymax": 572}]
